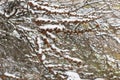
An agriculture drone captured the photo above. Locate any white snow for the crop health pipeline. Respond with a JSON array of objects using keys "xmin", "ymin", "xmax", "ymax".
[
  {"xmin": 105, "ymin": 55, "xmax": 115, "ymax": 62},
  {"xmin": 62, "ymin": 18, "xmax": 90, "ymax": 22},
  {"xmin": 64, "ymin": 71, "xmax": 81, "ymax": 80},
  {"xmin": 40, "ymin": 5, "xmax": 69, "ymax": 13},
  {"xmin": 5, "ymin": 9, "xmax": 16, "ymax": 18},
  {"xmin": 36, "ymin": 17, "xmax": 92, "ymax": 24},
  {"xmin": 0, "ymin": 9, "xmax": 4, "ymax": 14},
  {"xmin": 28, "ymin": 1, "xmax": 39, "ymax": 7},
  {"xmin": 36, "ymin": 37, "xmax": 46, "ymax": 60},
  {"xmin": 4, "ymin": 72, "xmax": 19, "ymax": 79},
  {"xmin": 97, "ymin": 10, "xmax": 112, "ymax": 14},
  {"xmin": 51, "ymin": 44, "xmax": 61, "ymax": 52},
  {"xmin": 11, "ymin": 30, "xmax": 20, "ymax": 38},
  {"xmin": 41, "ymin": 54, "xmax": 46, "ymax": 61},
  {"xmin": 72, "ymin": 47, "xmax": 77, "ymax": 51},
  {"xmin": 107, "ymin": 18, "xmax": 120, "ymax": 26},
  {"xmin": 37, "ymin": 37, "xmax": 42, "ymax": 54},
  {"xmin": 40, "ymin": 24, "xmax": 65, "ymax": 30},
  {"xmin": 64, "ymin": 55, "xmax": 82, "ymax": 63},
  {"xmin": 47, "ymin": 32, "xmax": 56, "ymax": 39},
  {"xmin": 8, "ymin": 0, "xmax": 14, "ymax": 1},
  {"xmin": 113, "ymin": 36, "xmax": 120, "ymax": 44},
  {"xmin": 96, "ymin": 32, "xmax": 107, "ymax": 36},
  {"xmin": 94, "ymin": 78, "xmax": 105, "ymax": 80},
  {"xmin": 0, "ymin": 0, "xmax": 5, "ymax": 5},
  {"xmin": 90, "ymin": 45, "xmax": 98, "ymax": 53},
  {"xmin": 36, "ymin": 17, "xmax": 57, "ymax": 22},
  {"xmin": 17, "ymin": 25, "xmax": 34, "ymax": 31},
  {"xmin": 46, "ymin": 64, "xmax": 72, "ymax": 68}
]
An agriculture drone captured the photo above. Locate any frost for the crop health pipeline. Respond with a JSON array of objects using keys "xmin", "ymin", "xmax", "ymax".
[{"xmin": 64, "ymin": 71, "xmax": 81, "ymax": 80}]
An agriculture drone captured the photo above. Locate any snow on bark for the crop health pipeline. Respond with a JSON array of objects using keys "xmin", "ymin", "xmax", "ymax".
[
  {"xmin": 35, "ymin": 17, "xmax": 98, "ymax": 25},
  {"xmin": 46, "ymin": 64, "xmax": 72, "ymax": 68},
  {"xmin": 17, "ymin": 25, "xmax": 34, "ymax": 31},
  {"xmin": 36, "ymin": 37, "xmax": 46, "ymax": 61},
  {"xmin": 36, "ymin": 37, "xmax": 42, "ymax": 54},
  {"xmin": 39, "ymin": 24, "xmax": 65, "ymax": 30},
  {"xmin": 46, "ymin": 32, "xmax": 56, "ymax": 39},
  {"xmin": 64, "ymin": 55, "xmax": 82, "ymax": 63}
]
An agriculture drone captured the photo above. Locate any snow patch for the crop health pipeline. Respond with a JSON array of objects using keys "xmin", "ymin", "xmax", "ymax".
[
  {"xmin": 4, "ymin": 72, "xmax": 19, "ymax": 79},
  {"xmin": 17, "ymin": 25, "xmax": 34, "ymax": 31},
  {"xmin": 64, "ymin": 71, "xmax": 81, "ymax": 80},
  {"xmin": 40, "ymin": 24, "xmax": 65, "ymax": 30},
  {"xmin": 37, "ymin": 37, "xmax": 43, "ymax": 54},
  {"xmin": 64, "ymin": 55, "xmax": 82, "ymax": 63},
  {"xmin": 42, "ymin": 54, "xmax": 46, "ymax": 61},
  {"xmin": 47, "ymin": 32, "xmax": 56, "ymax": 39},
  {"xmin": 12, "ymin": 30, "xmax": 20, "ymax": 38},
  {"xmin": 107, "ymin": 18, "xmax": 120, "ymax": 26},
  {"xmin": 113, "ymin": 36, "xmax": 120, "ymax": 44},
  {"xmin": 94, "ymin": 78, "xmax": 106, "ymax": 80}
]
